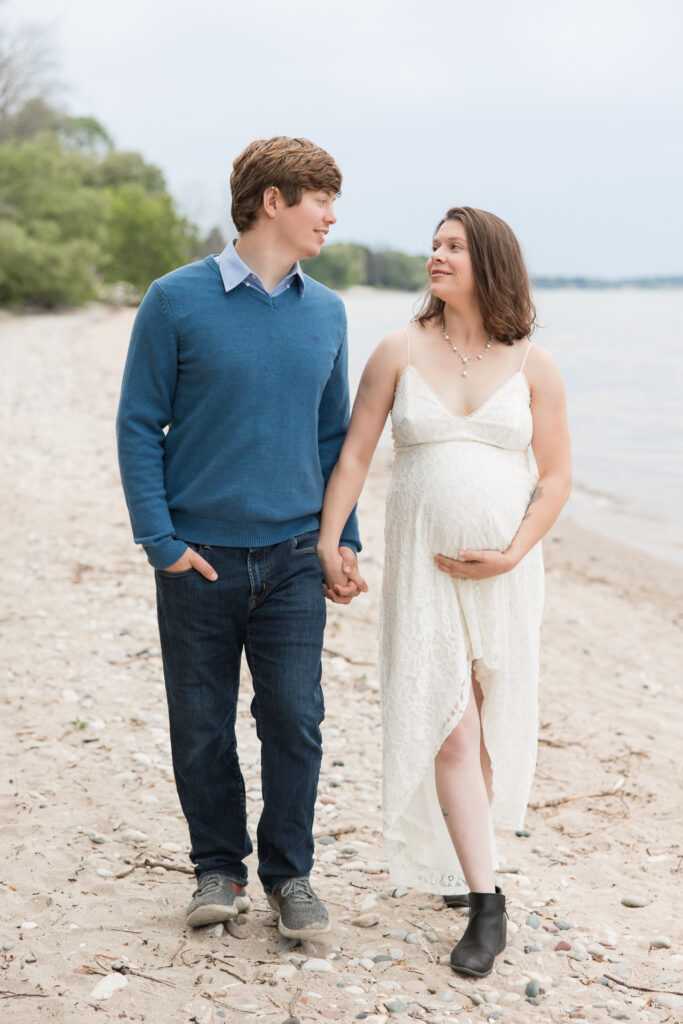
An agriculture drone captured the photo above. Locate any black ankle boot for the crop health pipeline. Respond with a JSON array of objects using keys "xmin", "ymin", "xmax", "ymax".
[
  {"xmin": 449, "ymin": 886, "xmax": 506, "ymax": 978},
  {"xmin": 443, "ymin": 893, "xmax": 470, "ymax": 909}
]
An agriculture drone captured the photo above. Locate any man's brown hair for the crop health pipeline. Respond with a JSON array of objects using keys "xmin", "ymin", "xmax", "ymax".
[
  {"xmin": 230, "ymin": 137, "xmax": 342, "ymax": 234},
  {"xmin": 415, "ymin": 207, "xmax": 536, "ymax": 345}
]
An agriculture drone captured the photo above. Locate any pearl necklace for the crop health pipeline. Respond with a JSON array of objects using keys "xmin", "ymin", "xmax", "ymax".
[{"xmin": 441, "ymin": 318, "xmax": 493, "ymax": 377}]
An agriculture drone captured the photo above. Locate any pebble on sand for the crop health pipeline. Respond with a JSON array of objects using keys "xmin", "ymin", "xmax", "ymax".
[
  {"xmin": 653, "ymin": 970, "xmax": 681, "ymax": 985},
  {"xmin": 275, "ymin": 964, "xmax": 298, "ymax": 981},
  {"xmin": 302, "ymin": 958, "xmax": 334, "ymax": 973},
  {"xmin": 351, "ymin": 913, "xmax": 380, "ymax": 928},
  {"xmin": 650, "ymin": 936, "xmax": 672, "ymax": 949},
  {"xmin": 620, "ymin": 895, "xmax": 649, "ymax": 908},
  {"xmin": 90, "ymin": 973, "xmax": 128, "ymax": 1000},
  {"xmin": 121, "ymin": 829, "xmax": 147, "ymax": 842},
  {"xmin": 226, "ymin": 920, "xmax": 247, "ymax": 939},
  {"xmin": 653, "ymin": 993, "xmax": 683, "ymax": 1011},
  {"xmin": 384, "ymin": 1000, "xmax": 407, "ymax": 1013}
]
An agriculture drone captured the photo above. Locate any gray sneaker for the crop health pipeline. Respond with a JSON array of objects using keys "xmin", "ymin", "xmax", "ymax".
[
  {"xmin": 186, "ymin": 873, "xmax": 245, "ymax": 928},
  {"xmin": 267, "ymin": 877, "xmax": 331, "ymax": 938}
]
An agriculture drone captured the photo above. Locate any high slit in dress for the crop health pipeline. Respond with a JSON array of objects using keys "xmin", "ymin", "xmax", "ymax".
[{"xmin": 379, "ymin": 329, "xmax": 544, "ymax": 893}]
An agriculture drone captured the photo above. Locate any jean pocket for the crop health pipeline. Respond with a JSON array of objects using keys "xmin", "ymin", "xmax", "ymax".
[
  {"xmin": 155, "ymin": 566, "xmax": 195, "ymax": 578},
  {"xmin": 290, "ymin": 529, "xmax": 320, "ymax": 554}
]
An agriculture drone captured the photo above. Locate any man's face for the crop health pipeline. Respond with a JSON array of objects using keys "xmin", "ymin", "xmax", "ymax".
[{"xmin": 275, "ymin": 189, "xmax": 338, "ymax": 259}]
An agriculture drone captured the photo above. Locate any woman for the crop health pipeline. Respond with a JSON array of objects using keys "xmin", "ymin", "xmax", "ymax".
[{"xmin": 318, "ymin": 207, "xmax": 572, "ymax": 977}]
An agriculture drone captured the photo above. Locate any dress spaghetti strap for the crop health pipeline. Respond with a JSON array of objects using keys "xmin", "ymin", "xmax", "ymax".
[
  {"xmin": 404, "ymin": 327, "xmax": 412, "ymax": 366},
  {"xmin": 520, "ymin": 340, "xmax": 534, "ymax": 372}
]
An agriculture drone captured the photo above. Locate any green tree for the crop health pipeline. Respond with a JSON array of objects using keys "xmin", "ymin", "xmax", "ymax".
[
  {"xmin": 0, "ymin": 219, "xmax": 98, "ymax": 306},
  {"xmin": 84, "ymin": 149, "xmax": 165, "ymax": 193},
  {"xmin": 303, "ymin": 243, "xmax": 368, "ymax": 289},
  {"xmin": 0, "ymin": 134, "xmax": 108, "ymax": 305},
  {"xmin": 191, "ymin": 225, "xmax": 227, "ymax": 260},
  {"xmin": 0, "ymin": 20, "xmax": 200, "ymax": 306},
  {"xmin": 59, "ymin": 114, "xmax": 113, "ymax": 153},
  {"xmin": 367, "ymin": 249, "xmax": 427, "ymax": 290},
  {"xmin": 100, "ymin": 183, "xmax": 198, "ymax": 292}
]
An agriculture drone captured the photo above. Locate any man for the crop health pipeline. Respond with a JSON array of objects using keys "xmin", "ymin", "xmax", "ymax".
[{"xmin": 116, "ymin": 137, "xmax": 365, "ymax": 938}]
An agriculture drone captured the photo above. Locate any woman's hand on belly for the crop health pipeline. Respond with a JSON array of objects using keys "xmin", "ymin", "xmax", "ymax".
[{"xmin": 434, "ymin": 546, "xmax": 518, "ymax": 581}]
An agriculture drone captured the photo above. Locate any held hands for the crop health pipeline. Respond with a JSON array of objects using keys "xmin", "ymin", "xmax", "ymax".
[
  {"xmin": 434, "ymin": 547, "xmax": 517, "ymax": 581},
  {"xmin": 318, "ymin": 545, "xmax": 369, "ymax": 605},
  {"xmin": 163, "ymin": 547, "xmax": 218, "ymax": 581}
]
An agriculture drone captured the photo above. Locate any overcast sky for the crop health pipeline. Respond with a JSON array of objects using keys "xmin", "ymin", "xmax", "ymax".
[{"xmin": 4, "ymin": 0, "xmax": 682, "ymax": 276}]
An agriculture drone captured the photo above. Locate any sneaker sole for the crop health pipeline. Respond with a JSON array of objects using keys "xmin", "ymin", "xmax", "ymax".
[
  {"xmin": 186, "ymin": 903, "xmax": 239, "ymax": 928},
  {"xmin": 266, "ymin": 892, "xmax": 331, "ymax": 938},
  {"xmin": 277, "ymin": 917, "xmax": 332, "ymax": 939}
]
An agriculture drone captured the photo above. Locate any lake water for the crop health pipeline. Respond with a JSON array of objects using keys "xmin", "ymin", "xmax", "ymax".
[{"xmin": 342, "ymin": 287, "xmax": 683, "ymax": 565}]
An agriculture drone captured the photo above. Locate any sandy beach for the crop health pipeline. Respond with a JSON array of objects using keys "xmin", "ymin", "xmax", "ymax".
[{"xmin": 1, "ymin": 304, "xmax": 682, "ymax": 1024}]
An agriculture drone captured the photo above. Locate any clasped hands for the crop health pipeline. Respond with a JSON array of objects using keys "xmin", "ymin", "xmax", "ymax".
[
  {"xmin": 434, "ymin": 547, "xmax": 518, "ymax": 581},
  {"xmin": 318, "ymin": 545, "xmax": 368, "ymax": 604}
]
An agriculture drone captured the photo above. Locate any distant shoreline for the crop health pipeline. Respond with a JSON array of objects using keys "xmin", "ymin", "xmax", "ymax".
[{"xmin": 531, "ymin": 275, "xmax": 683, "ymax": 289}]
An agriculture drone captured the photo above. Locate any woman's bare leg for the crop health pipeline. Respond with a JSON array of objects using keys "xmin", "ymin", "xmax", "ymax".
[
  {"xmin": 434, "ymin": 677, "xmax": 495, "ymax": 893},
  {"xmin": 472, "ymin": 669, "xmax": 493, "ymax": 805}
]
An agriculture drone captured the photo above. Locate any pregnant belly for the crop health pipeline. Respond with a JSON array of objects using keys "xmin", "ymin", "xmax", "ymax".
[{"xmin": 389, "ymin": 442, "xmax": 537, "ymax": 557}]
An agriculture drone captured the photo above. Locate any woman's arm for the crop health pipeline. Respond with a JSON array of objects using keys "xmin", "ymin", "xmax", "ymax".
[
  {"xmin": 435, "ymin": 346, "xmax": 572, "ymax": 581},
  {"xmin": 318, "ymin": 331, "xmax": 405, "ymax": 600}
]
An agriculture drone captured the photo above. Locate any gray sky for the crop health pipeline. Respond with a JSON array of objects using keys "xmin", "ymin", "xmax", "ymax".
[{"xmin": 5, "ymin": 0, "xmax": 683, "ymax": 275}]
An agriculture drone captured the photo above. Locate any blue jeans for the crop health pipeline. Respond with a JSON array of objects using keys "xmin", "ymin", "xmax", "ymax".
[{"xmin": 155, "ymin": 530, "xmax": 326, "ymax": 893}]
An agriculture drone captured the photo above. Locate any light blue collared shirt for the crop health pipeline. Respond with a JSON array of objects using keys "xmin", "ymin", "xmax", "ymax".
[{"xmin": 215, "ymin": 241, "xmax": 305, "ymax": 297}]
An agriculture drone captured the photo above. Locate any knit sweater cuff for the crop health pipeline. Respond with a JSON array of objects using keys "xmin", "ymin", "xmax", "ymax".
[{"xmin": 145, "ymin": 537, "xmax": 189, "ymax": 570}]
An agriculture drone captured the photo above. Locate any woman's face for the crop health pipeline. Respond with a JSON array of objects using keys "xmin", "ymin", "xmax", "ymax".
[{"xmin": 427, "ymin": 219, "xmax": 476, "ymax": 304}]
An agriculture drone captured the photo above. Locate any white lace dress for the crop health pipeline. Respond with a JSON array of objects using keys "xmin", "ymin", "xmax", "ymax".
[{"xmin": 379, "ymin": 337, "xmax": 544, "ymax": 894}]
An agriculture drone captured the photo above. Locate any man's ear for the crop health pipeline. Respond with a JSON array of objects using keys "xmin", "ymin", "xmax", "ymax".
[{"xmin": 262, "ymin": 186, "xmax": 280, "ymax": 220}]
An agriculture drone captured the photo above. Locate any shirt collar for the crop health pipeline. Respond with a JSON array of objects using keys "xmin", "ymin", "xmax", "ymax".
[{"xmin": 215, "ymin": 240, "xmax": 305, "ymax": 295}]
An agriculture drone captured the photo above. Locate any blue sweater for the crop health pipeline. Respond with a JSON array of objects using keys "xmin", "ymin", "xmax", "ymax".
[{"xmin": 116, "ymin": 257, "xmax": 360, "ymax": 568}]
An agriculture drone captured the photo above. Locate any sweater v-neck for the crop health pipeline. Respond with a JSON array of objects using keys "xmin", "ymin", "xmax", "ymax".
[{"xmin": 205, "ymin": 256, "xmax": 302, "ymax": 309}]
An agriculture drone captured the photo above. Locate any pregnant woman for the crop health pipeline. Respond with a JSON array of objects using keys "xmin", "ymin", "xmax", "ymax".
[{"xmin": 318, "ymin": 206, "xmax": 571, "ymax": 977}]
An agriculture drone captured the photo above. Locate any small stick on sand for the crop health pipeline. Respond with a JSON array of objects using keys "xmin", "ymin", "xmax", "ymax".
[
  {"xmin": 289, "ymin": 987, "xmax": 302, "ymax": 1017},
  {"xmin": 603, "ymin": 973, "xmax": 683, "ymax": 997},
  {"xmin": 530, "ymin": 778, "xmax": 625, "ymax": 810},
  {"xmin": 115, "ymin": 857, "xmax": 194, "ymax": 879},
  {"xmin": 0, "ymin": 991, "xmax": 45, "ymax": 999}
]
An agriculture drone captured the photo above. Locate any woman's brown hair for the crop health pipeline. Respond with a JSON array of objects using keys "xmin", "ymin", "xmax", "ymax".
[
  {"xmin": 414, "ymin": 207, "xmax": 536, "ymax": 344},
  {"xmin": 230, "ymin": 137, "xmax": 342, "ymax": 234}
]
